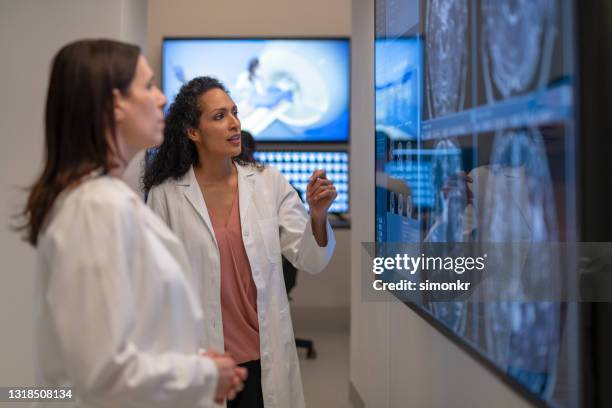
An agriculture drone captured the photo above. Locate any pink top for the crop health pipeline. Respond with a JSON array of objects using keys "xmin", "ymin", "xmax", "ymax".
[{"xmin": 207, "ymin": 193, "xmax": 260, "ymax": 364}]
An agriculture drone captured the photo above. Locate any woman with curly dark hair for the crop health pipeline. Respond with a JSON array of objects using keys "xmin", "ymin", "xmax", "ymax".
[
  {"xmin": 143, "ymin": 78, "xmax": 261, "ymax": 191},
  {"xmin": 144, "ymin": 76, "xmax": 337, "ymax": 408}
]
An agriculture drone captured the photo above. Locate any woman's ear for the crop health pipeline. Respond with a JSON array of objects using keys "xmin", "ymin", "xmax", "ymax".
[
  {"xmin": 112, "ymin": 89, "xmax": 126, "ymax": 122},
  {"xmin": 186, "ymin": 127, "xmax": 199, "ymax": 143}
]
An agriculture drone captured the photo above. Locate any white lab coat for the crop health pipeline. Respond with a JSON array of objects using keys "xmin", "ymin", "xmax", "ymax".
[
  {"xmin": 35, "ymin": 175, "xmax": 218, "ymax": 408},
  {"xmin": 147, "ymin": 163, "xmax": 336, "ymax": 408}
]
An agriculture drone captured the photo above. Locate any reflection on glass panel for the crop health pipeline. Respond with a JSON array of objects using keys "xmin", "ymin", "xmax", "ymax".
[
  {"xmin": 375, "ymin": 38, "xmax": 422, "ymax": 244},
  {"xmin": 375, "ymin": 0, "xmax": 576, "ymax": 406}
]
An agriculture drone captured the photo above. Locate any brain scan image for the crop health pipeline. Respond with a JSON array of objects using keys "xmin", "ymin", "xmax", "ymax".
[
  {"xmin": 479, "ymin": 129, "xmax": 559, "ymax": 243},
  {"xmin": 484, "ymin": 301, "xmax": 560, "ymax": 397},
  {"xmin": 425, "ymin": 0, "xmax": 468, "ymax": 117},
  {"xmin": 474, "ymin": 129, "xmax": 561, "ymax": 398},
  {"xmin": 424, "ymin": 138, "xmax": 468, "ymax": 335},
  {"xmin": 481, "ymin": 0, "xmax": 558, "ymax": 100}
]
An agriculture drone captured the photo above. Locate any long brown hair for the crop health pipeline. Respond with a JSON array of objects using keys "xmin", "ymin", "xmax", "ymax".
[{"xmin": 17, "ymin": 39, "xmax": 140, "ymax": 246}]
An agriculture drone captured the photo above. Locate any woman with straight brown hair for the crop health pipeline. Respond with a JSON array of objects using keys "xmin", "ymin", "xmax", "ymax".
[{"xmin": 18, "ymin": 39, "xmax": 245, "ymax": 407}]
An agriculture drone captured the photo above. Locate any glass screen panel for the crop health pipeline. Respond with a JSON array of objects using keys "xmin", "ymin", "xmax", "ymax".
[{"xmin": 374, "ymin": 1, "xmax": 577, "ymax": 406}]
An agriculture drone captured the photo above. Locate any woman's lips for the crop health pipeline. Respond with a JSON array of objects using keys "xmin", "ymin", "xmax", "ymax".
[{"xmin": 227, "ymin": 135, "xmax": 241, "ymax": 145}]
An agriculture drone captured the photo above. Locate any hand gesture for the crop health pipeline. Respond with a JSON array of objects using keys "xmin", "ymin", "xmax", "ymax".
[
  {"xmin": 441, "ymin": 171, "xmax": 473, "ymax": 206},
  {"xmin": 306, "ymin": 169, "xmax": 337, "ymax": 220}
]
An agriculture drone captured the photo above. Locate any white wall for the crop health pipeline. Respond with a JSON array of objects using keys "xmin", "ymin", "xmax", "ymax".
[
  {"xmin": 349, "ymin": 0, "xmax": 534, "ymax": 407},
  {"xmin": 147, "ymin": 0, "xmax": 351, "ymax": 85},
  {"xmin": 349, "ymin": 0, "xmax": 391, "ymax": 405},
  {"xmin": 0, "ymin": 0, "xmax": 147, "ymax": 389},
  {"xmin": 147, "ymin": 0, "xmax": 352, "ymax": 310},
  {"xmin": 291, "ymin": 229, "xmax": 351, "ymax": 309}
]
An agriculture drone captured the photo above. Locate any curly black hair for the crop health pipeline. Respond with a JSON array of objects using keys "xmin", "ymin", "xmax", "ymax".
[{"xmin": 142, "ymin": 76, "xmax": 261, "ymax": 192}]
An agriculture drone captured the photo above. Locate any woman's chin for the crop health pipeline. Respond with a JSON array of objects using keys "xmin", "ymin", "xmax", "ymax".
[{"xmin": 144, "ymin": 131, "xmax": 164, "ymax": 149}]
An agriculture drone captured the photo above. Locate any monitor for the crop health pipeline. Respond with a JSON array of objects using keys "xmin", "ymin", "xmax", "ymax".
[
  {"xmin": 162, "ymin": 38, "xmax": 350, "ymax": 143},
  {"xmin": 375, "ymin": 0, "xmax": 579, "ymax": 406},
  {"xmin": 254, "ymin": 150, "xmax": 349, "ymax": 213}
]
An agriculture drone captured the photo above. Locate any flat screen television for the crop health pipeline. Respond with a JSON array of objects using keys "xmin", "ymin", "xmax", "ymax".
[
  {"xmin": 374, "ymin": 0, "xmax": 612, "ymax": 407},
  {"xmin": 254, "ymin": 150, "xmax": 349, "ymax": 214},
  {"xmin": 162, "ymin": 38, "xmax": 350, "ymax": 143}
]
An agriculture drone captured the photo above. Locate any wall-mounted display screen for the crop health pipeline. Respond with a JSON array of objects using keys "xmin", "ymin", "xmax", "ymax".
[
  {"xmin": 375, "ymin": 0, "xmax": 578, "ymax": 406},
  {"xmin": 254, "ymin": 151, "xmax": 349, "ymax": 214},
  {"xmin": 163, "ymin": 38, "xmax": 350, "ymax": 143}
]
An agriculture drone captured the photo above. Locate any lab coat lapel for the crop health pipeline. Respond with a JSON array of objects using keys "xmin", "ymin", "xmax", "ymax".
[
  {"xmin": 181, "ymin": 166, "xmax": 217, "ymax": 245},
  {"xmin": 236, "ymin": 164, "xmax": 256, "ymax": 227}
]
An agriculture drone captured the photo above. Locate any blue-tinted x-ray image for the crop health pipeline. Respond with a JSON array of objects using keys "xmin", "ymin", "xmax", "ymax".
[
  {"xmin": 254, "ymin": 151, "xmax": 349, "ymax": 214},
  {"xmin": 163, "ymin": 39, "xmax": 350, "ymax": 143}
]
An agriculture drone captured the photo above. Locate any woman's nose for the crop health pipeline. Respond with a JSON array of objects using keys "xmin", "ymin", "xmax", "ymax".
[
  {"xmin": 156, "ymin": 87, "xmax": 167, "ymax": 109},
  {"xmin": 229, "ymin": 114, "xmax": 240, "ymax": 129}
]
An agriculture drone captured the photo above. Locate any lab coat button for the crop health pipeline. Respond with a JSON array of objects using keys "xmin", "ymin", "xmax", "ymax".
[{"xmin": 243, "ymin": 230, "xmax": 249, "ymax": 237}]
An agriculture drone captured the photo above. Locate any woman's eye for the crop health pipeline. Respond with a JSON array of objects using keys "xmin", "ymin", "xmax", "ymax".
[
  {"xmin": 146, "ymin": 82, "xmax": 154, "ymax": 90},
  {"xmin": 215, "ymin": 114, "xmax": 224, "ymax": 120}
]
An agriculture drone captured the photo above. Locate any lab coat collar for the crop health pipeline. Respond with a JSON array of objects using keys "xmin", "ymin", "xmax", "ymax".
[
  {"xmin": 179, "ymin": 163, "xmax": 257, "ymax": 240},
  {"xmin": 181, "ymin": 166, "xmax": 217, "ymax": 245}
]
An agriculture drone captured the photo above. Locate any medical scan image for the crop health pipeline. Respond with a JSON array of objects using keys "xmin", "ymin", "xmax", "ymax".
[
  {"xmin": 425, "ymin": 0, "xmax": 468, "ymax": 117},
  {"xmin": 375, "ymin": 0, "xmax": 576, "ymax": 405},
  {"xmin": 477, "ymin": 129, "xmax": 562, "ymax": 398},
  {"xmin": 481, "ymin": 0, "xmax": 559, "ymax": 101}
]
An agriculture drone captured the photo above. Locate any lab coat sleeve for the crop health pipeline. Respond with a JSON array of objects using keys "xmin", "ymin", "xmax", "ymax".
[
  {"xmin": 274, "ymin": 169, "xmax": 335, "ymax": 274},
  {"xmin": 42, "ymin": 198, "xmax": 217, "ymax": 407},
  {"xmin": 146, "ymin": 186, "xmax": 170, "ymax": 225}
]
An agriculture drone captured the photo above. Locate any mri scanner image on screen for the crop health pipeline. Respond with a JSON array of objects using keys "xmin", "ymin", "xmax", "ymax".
[
  {"xmin": 375, "ymin": 0, "xmax": 576, "ymax": 405},
  {"xmin": 163, "ymin": 39, "xmax": 350, "ymax": 142}
]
